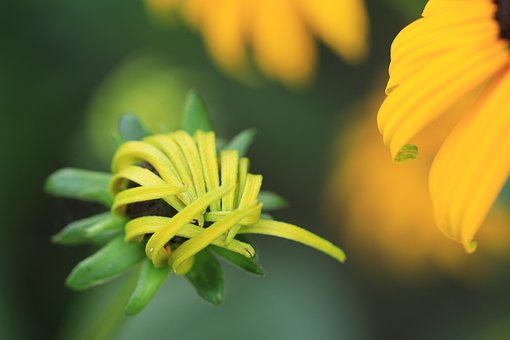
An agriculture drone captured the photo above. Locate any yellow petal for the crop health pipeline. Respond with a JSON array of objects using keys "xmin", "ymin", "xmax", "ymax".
[
  {"xmin": 196, "ymin": 131, "xmax": 221, "ymax": 211},
  {"xmin": 238, "ymin": 219, "xmax": 346, "ymax": 263},
  {"xmin": 220, "ymin": 150, "xmax": 239, "ymax": 212},
  {"xmin": 430, "ymin": 67, "xmax": 510, "ymax": 252},
  {"xmin": 378, "ymin": 41, "xmax": 508, "ymax": 160},
  {"xmin": 145, "ymin": 184, "xmax": 233, "ymax": 266},
  {"xmin": 169, "ymin": 203, "xmax": 262, "ymax": 272},
  {"xmin": 112, "ymin": 184, "xmax": 185, "ymax": 216},
  {"xmin": 195, "ymin": 0, "xmax": 250, "ymax": 75},
  {"xmin": 295, "ymin": 0, "xmax": 368, "ymax": 62},
  {"xmin": 251, "ymin": 0, "xmax": 315, "ymax": 85},
  {"xmin": 125, "ymin": 216, "xmax": 255, "ymax": 257}
]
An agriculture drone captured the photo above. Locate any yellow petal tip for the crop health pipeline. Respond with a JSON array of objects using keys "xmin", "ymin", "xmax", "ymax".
[{"xmin": 463, "ymin": 240, "xmax": 478, "ymax": 254}]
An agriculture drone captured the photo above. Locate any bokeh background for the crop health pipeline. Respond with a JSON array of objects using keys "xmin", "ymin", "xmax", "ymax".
[{"xmin": 3, "ymin": 0, "xmax": 510, "ymax": 339}]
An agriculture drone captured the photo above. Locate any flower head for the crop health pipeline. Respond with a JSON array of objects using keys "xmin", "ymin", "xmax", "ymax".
[
  {"xmin": 378, "ymin": 0, "xmax": 510, "ymax": 252},
  {"xmin": 46, "ymin": 91, "xmax": 344, "ymax": 314},
  {"xmin": 146, "ymin": 0, "xmax": 369, "ymax": 86}
]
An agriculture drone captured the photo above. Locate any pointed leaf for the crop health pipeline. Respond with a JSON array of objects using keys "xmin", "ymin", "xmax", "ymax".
[
  {"xmin": 66, "ymin": 235, "xmax": 146, "ymax": 290},
  {"xmin": 182, "ymin": 90, "xmax": 212, "ymax": 134},
  {"xmin": 45, "ymin": 168, "xmax": 113, "ymax": 206},
  {"xmin": 224, "ymin": 129, "xmax": 256, "ymax": 157},
  {"xmin": 210, "ymin": 246, "xmax": 264, "ymax": 276},
  {"xmin": 118, "ymin": 113, "xmax": 150, "ymax": 141},
  {"xmin": 52, "ymin": 212, "xmax": 123, "ymax": 245},
  {"xmin": 185, "ymin": 250, "xmax": 223, "ymax": 306},
  {"xmin": 125, "ymin": 259, "xmax": 170, "ymax": 315},
  {"xmin": 258, "ymin": 191, "xmax": 288, "ymax": 211}
]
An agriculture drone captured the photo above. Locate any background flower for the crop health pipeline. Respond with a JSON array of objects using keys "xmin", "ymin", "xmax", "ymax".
[{"xmin": 145, "ymin": 0, "xmax": 369, "ymax": 86}]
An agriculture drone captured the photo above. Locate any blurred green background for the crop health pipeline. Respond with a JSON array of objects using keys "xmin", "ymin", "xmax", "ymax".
[{"xmin": 4, "ymin": 0, "xmax": 510, "ymax": 339}]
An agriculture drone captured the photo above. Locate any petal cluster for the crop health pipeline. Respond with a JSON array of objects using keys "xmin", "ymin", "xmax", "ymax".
[
  {"xmin": 378, "ymin": 0, "xmax": 510, "ymax": 252},
  {"xmin": 110, "ymin": 130, "xmax": 345, "ymax": 273}
]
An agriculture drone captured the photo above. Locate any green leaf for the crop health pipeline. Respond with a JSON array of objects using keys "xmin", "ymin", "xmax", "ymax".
[
  {"xmin": 224, "ymin": 129, "xmax": 256, "ymax": 157},
  {"xmin": 182, "ymin": 90, "xmax": 212, "ymax": 134},
  {"xmin": 52, "ymin": 212, "xmax": 124, "ymax": 246},
  {"xmin": 125, "ymin": 259, "xmax": 170, "ymax": 315},
  {"xmin": 45, "ymin": 168, "xmax": 113, "ymax": 206},
  {"xmin": 185, "ymin": 250, "xmax": 223, "ymax": 306},
  {"xmin": 66, "ymin": 235, "xmax": 146, "ymax": 290},
  {"xmin": 210, "ymin": 246, "xmax": 264, "ymax": 277},
  {"xmin": 118, "ymin": 113, "xmax": 150, "ymax": 141},
  {"xmin": 258, "ymin": 191, "xmax": 288, "ymax": 211}
]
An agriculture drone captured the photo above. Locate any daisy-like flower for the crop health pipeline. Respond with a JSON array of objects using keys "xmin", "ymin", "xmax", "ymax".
[
  {"xmin": 378, "ymin": 0, "xmax": 510, "ymax": 253},
  {"xmin": 146, "ymin": 0, "xmax": 368, "ymax": 86},
  {"xmin": 47, "ymin": 92, "xmax": 344, "ymax": 314}
]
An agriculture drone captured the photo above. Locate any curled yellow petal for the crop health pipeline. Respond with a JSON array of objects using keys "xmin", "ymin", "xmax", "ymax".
[
  {"xmin": 169, "ymin": 203, "xmax": 262, "ymax": 273},
  {"xmin": 238, "ymin": 219, "xmax": 346, "ymax": 263}
]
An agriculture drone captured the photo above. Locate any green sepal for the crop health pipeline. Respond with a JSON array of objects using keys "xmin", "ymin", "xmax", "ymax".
[
  {"xmin": 125, "ymin": 259, "xmax": 170, "ymax": 316},
  {"xmin": 210, "ymin": 245, "xmax": 264, "ymax": 277},
  {"xmin": 224, "ymin": 129, "xmax": 256, "ymax": 157},
  {"xmin": 66, "ymin": 236, "xmax": 146, "ymax": 290},
  {"xmin": 118, "ymin": 113, "xmax": 150, "ymax": 141},
  {"xmin": 258, "ymin": 191, "xmax": 288, "ymax": 211},
  {"xmin": 185, "ymin": 249, "xmax": 223, "ymax": 306},
  {"xmin": 52, "ymin": 212, "xmax": 124, "ymax": 246},
  {"xmin": 182, "ymin": 90, "xmax": 212, "ymax": 134},
  {"xmin": 45, "ymin": 168, "xmax": 113, "ymax": 206}
]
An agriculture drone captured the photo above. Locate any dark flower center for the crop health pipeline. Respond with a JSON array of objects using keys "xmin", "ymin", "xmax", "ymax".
[{"xmin": 496, "ymin": 0, "xmax": 510, "ymax": 40}]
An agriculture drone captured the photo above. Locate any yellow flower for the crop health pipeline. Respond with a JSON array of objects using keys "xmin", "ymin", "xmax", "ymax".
[
  {"xmin": 327, "ymin": 97, "xmax": 510, "ymax": 279},
  {"xmin": 145, "ymin": 0, "xmax": 368, "ymax": 86},
  {"xmin": 377, "ymin": 0, "xmax": 510, "ymax": 252},
  {"xmin": 110, "ymin": 129, "xmax": 345, "ymax": 273}
]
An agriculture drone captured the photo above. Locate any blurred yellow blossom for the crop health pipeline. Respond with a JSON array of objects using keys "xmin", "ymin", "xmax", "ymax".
[
  {"xmin": 145, "ymin": 0, "xmax": 368, "ymax": 86},
  {"xmin": 326, "ymin": 96, "xmax": 510, "ymax": 279}
]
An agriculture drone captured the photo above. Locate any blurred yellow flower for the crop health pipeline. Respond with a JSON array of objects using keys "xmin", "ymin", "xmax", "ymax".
[
  {"xmin": 145, "ymin": 0, "xmax": 368, "ymax": 86},
  {"xmin": 327, "ymin": 98, "xmax": 510, "ymax": 279},
  {"xmin": 378, "ymin": 0, "xmax": 510, "ymax": 252}
]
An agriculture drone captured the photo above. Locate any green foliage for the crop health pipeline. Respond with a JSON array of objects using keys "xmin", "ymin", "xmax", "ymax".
[
  {"xmin": 210, "ymin": 246, "xmax": 264, "ymax": 276},
  {"xmin": 52, "ymin": 212, "xmax": 123, "ymax": 246},
  {"xmin": 118, "ymin": 113, "xmax": 150, "ymax": 141},
  {"xmin": 66, "ymin": 236, "xmax": 145, "ymax": 290},
  {"xmin": 45, "ymin": 168, "xmax": 113, "ymax": 206},
  {"xmin": 125, "ymin": 259, "xmax": 170, "ymax": 315},
  {"xmin": 186, "ymin": 250, "xmax": 224, "ymax": 306},
  {"xmin": 258, "ymin": 191, "xmax": 288, "ymax": 211},
  {"xmin": 224, "ymin": 129, "xmax": 257, "ymax": 157},
  {"xmin": 182, "ymin": 90, "xmax": 212, "ymax": 134}
]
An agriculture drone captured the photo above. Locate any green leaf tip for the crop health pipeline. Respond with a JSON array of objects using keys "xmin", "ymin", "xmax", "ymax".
[
  {"xmin": 52, "ymin": 212, "xmax": 123, "ymax": 246},
  {"xmin": 258, "ymin": 191, "xmax": 288, "ymax": 211},
  {"xmin": 186, "ymin": 250, "xmax": 224, "ymax": 306},
  {"xmin": 45, "ymin": 168, "xmax": 113, "ymax": 206},
  {"xmin": 66, "ymin": 236, "xmax": 145, "ymax": 290},
  {"xmin": 118, "ymin": 113, "xmax": 150, "ymax": 142},
  {"xmin": 182, "ymin": 90, "xmax": 212, "ymax": 134},
  {"xmin": 125, "ymin": 259, "xmax": 170, "ymax": 315},
  {"xmin": 210, "ymin": 245, "xmax": 264, "ymax": 277},
  {"xmin": 224, "ymin": 129, "xmax": 257, "ymax": 157},
  {"xmin": 394, "ymin": 144, "xmax": 418, "ymax": 164}
]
